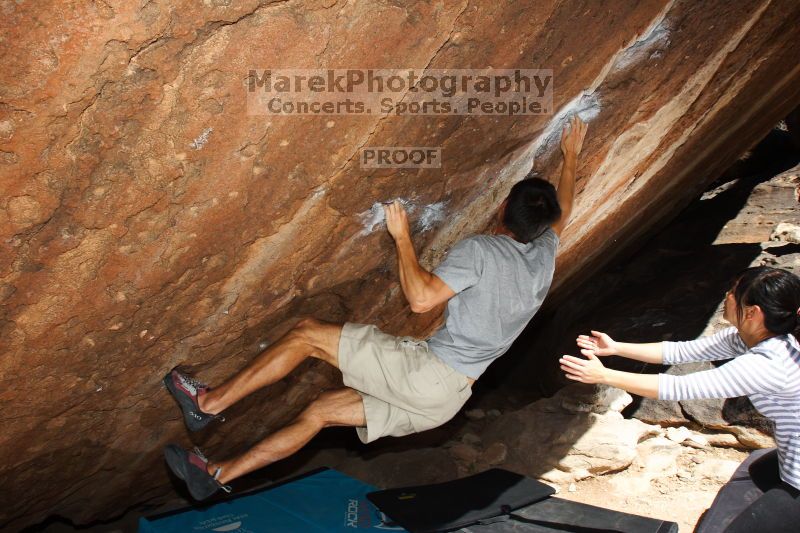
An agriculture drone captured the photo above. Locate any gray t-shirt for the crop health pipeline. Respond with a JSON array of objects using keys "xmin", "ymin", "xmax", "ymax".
[{"xmin": 426, "ymin": 229, "xmax": 559, "ymax": 379}]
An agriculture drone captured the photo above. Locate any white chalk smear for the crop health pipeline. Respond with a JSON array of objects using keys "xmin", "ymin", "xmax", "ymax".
[
  {"xmin": 358, "ymin": 198, "xmax": 412, "ymax": 234},
  {"xmin": 533, "ymin": 92, "xmax": 602, "ymax": 158},
  {"xmin": 416, "ymin": 201, "xmax": 448, "ymax": 232},
  {"xmin": 614, "ymin": 19, "xmax": 670, "ymax": 71},
  {"xmin": 358, "ymin": 202, "xmax": 389, "ymax": 234},
  {"xmin": 190, "ymin": 127, "xmax": 213, "ymax": 150},
  {"xmin": 358, "ymin": 198, "xmax": 447, "ymax": 235},
  {"xmin": 523, "ymin": 2, "xmax": 677, "ymax": 168}
]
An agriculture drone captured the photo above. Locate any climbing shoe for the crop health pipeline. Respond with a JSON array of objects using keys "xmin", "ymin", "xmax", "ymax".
[
  {"xmin": 163, "ymin": 367, "xmax": 224, "ymax": 432},
  {"xmin": 164, "ymin": 444, "xmax": 231, "ymax": 501}
]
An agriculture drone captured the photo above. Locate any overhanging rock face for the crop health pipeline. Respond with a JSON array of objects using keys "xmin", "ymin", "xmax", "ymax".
[{"xmin": 1, "ymin": 0, "xmax": 800, "ymax": 528}]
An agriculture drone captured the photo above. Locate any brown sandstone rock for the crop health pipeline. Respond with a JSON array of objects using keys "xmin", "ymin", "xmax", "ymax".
[
  {"xmin": 480, "ymin": 442, "xmax": 508, "ymax": 466},
  {"xmin": 487, "ymin": 385, "xmax": 661, "ymax": 483},
  {"xmin": 449, "ymin": 442, "xmax": 480, "ymax": 464},
  {"xmin": 2, "ymin": 0, "xmax": 800, "ymax": 528}
]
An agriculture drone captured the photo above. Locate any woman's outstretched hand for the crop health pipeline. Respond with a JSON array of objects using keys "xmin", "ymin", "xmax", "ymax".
[
  {"xmin": 560, "ymin": 352, "xmax": 608, "ymax": 384},
  {"xmin": 576, "ymin": 330, "xmax": 618, "ymax": 357}
]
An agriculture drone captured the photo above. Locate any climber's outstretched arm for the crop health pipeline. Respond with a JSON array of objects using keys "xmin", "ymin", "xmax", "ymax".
[
  {"xmin": 551, "ymin": 115, "xmax": 588, "ymax": 236},
  {"xmin": 384, "ymin": 200, "xmax": 455, "ymax": 313}
]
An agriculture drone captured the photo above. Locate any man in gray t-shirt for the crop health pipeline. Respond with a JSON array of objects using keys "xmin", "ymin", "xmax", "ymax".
[
  {"xmin": 381, "ymin": 116, "xmax": 586, "ymax": 386},
  {"xmin": 427, "ymin": 227, "xmax": 560, "ymax": 380},
  {"xmin": 160, "ymin": 117, "xmax": 587, "ymax": 501}
]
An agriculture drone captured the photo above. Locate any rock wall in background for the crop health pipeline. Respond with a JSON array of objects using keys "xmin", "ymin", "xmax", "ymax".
[{"xmin": 1, "ymin": 0, "xmax": 800, "ymax": 528}]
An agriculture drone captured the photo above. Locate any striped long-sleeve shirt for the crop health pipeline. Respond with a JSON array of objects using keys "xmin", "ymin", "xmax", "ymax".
[{"xmin": 658, "ymin": 327, "xmax": 800, "ymax": 490}]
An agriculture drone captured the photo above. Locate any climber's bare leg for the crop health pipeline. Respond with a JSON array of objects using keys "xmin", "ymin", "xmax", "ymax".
[
  {"xmin": 209, "ymin": 388, "xmax": 365, "ymax": 483},
  {"xmin": 199, "ymin": 318, "xmax": 343, "ymax": 415}
]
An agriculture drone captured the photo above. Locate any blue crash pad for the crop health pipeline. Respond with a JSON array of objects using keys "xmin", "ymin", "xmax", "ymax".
[{"xmin": 138, "ymin": 467, "xmax": 403, "ymax": 532}]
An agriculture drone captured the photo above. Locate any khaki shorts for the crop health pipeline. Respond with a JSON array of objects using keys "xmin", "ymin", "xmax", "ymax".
[{"xmin": 338, "ymin": 322, "xmax": 473, "ymax": 444}]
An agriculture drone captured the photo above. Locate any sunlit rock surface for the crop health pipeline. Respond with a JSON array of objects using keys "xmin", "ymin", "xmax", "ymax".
[{"xmin": 2, "ymin": 0, "xmax": 800, "ymax": 528}]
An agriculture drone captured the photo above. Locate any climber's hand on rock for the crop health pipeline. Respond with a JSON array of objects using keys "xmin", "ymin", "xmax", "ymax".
[
  {"xmin": 576, "ymin": 330, "xmax": 618, "ymax": 357},
  {"xmin": 384, "ymin": 200, "xmax": 410, "ymax": 241},
  {"xmin": 560, "ymin": 115, "xmax": 588, "ymax": 157},
  {"xmin": 560, "ymin": 352, "xmax": 607, "ymax": 384}
]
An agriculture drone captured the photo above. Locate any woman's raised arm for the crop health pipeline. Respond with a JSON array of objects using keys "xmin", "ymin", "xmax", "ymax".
[
  {"xmin": 661, "ymin": 327, "xmax": 745, "ymax": 364},
  {"xmin": 560, "ymin": 345, "xmax": 786, "ymax": 401},
  {"xmin": 577, "ymin": 327, "xmax": 746, "ymax": 365}
]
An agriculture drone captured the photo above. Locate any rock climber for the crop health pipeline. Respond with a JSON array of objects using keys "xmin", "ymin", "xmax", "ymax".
[{"xmin": 162, "ymin": 115, "xmax": 588, "ymax": 501}]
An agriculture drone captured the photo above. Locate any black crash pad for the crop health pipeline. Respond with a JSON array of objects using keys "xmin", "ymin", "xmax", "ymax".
[{"xmin": 368, "ymin": 468, "xmax": 678, "ymax": 533}]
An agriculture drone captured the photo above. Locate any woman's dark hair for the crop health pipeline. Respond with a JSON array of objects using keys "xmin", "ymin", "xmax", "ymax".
[
  {"xmin": 503, "ymin": 175, "xmax": 562, "ymax": 243},
  {"xmin": 730, "ymin": 266, "xmax": 800, "ymax": 339}
]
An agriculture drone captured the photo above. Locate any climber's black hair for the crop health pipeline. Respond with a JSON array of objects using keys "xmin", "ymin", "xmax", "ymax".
[
  {"xmin": 503, "ymin": 173, "xmax": 562, "ymax": 243},
  {"xmin": 730, "ymin": 266, "xmax": 800, "ymax": 339}
]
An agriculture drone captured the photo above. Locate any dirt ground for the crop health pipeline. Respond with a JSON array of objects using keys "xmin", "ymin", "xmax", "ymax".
[{"xmin": 553, "ymin": 444, "xmax": 751, "ymax": 532}]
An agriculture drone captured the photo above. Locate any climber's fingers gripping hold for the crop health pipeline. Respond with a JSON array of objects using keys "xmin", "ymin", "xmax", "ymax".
[{"xmin": 383, "ymin": 200, "xmax": 410, "ymax": 241}]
